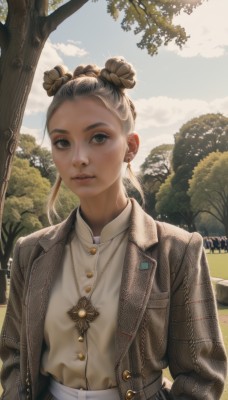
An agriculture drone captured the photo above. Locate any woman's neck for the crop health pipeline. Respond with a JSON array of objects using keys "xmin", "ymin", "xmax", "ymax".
[{"xmin": 79, "ymin": 193, "xmax": 128, "ymax": 236}]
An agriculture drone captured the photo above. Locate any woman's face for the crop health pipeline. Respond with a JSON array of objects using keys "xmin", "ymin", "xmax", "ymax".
[{"xmin": 49, "ymin": 97, "xmax": 130, "ymax": 202}]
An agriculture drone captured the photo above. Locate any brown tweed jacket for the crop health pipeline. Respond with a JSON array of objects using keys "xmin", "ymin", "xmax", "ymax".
[{"xmin": 0, "ymin": 199, "xmax": 227, "ymax": 399}]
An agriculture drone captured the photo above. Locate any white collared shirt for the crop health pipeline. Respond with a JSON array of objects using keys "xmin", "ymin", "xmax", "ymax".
[{"xmin": 41, "ymin": 201, "xmax": 132, "ymax": 390}]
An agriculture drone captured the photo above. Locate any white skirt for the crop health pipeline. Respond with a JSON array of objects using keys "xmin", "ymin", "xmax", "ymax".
[{"xmin": 49, "ymin": 379, "xmax": 120, "ymax": 400}]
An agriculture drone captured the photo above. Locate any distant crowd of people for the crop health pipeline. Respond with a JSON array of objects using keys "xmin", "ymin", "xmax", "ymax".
[{"xmin": 204, "ymin": 236, "xmax": 228, "ymax": 253}]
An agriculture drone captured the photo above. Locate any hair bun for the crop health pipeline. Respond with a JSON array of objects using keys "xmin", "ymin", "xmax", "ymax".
[
  {"xmin": 100, "ymin": 57, "xmax": 136, "ymax": 90},
  {"xmin": 43, "ymin": 65, "xmax": 72, "ymax": 96},
  {"xmin": 73, "ymin": 64, "xmax": 100, "ymax": 79}
]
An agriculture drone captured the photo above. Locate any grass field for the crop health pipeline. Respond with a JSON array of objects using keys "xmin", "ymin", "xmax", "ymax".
[
  {"xmin": 207, "ymin": 252, "xmax": 228, "ymax": 280},
  {"xmin": 0, "ymin": 252, "xmax": 227, "ymax": 398}
]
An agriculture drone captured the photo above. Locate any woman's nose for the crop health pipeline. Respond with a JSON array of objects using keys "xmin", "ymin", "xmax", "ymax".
[{"xmin": 72, "ymin": 144, "xmax": 89, "ymax": 167}]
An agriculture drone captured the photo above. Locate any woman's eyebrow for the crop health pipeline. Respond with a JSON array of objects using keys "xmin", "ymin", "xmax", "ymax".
[
  {"xmin": 49, "ymin": 123, "xmax": 110, "ymax": 136},
  {"xmin": 83, "ymin": 122, "xmax": 109, "ymax": 132},
  {"xmin": 49, "ymin": 129, "xmax": 68, "ymax": 136}
]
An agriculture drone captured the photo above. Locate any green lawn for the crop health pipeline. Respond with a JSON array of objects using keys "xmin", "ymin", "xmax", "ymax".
[
  {"xmin": 0, "ymin": 253, "xmax": 228, "ymax": 398},
  {"xmin": 207, "ymin": 252, "xmax": 228, "ymax": 280}
]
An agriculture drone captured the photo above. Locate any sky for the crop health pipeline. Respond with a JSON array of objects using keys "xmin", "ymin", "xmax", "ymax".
[{"xmin": 22, "ymin": 0, "xmax": 228, "ymax": 171}]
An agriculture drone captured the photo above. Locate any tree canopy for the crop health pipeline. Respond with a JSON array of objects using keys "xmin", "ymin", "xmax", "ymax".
[
  {"xmin": 173, "ymin": 113, "xmax": 228, "ymax": 173},
  {"xmin": 188, "ymin": 151, "xmax": 228, "ymax": 236},
  {"xmin": 105, "ymin": 0, "xmax": 205, "ymax": 56},
  {"xmin": 140, "ymin": 144, "xmax": 173, "ymax": 216},
  {"xmin": 0, "ymin": 157, "xmax": 50, "ymax": 271},
  {"xmin": 155, "ymin": 113, "xmax": 228, "ymax": 230},
  {"xmin": 140, "ymin": 144, "xmax": 173, "ymax": 184},
  {"xmin": 17, "ymin": 133, "xmax": 56, "ymax": 183}
]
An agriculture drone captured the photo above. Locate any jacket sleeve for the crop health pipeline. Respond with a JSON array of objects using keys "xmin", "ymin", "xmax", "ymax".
[
  {"xmin": 0, "ymin": 238, "xmax": 26, "ymax": 399},
  {"xmin": 168, "ymin": 232, "xmax": 227, "ymax": 399}
]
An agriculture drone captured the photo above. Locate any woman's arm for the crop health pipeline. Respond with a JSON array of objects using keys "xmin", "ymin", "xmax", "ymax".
[
  {"xmin": 0, "ymin": 238, "xmax": 26, "ymax": 399},
  {"xmin": 169, "ymin": 232, "xmax": 227, "ymax": 399}
]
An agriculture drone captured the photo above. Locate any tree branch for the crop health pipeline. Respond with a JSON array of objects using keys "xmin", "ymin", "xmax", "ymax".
[
  {"xmin": 205, "ymin": 192, "xmax": 224, "ymax": 219},
  {"xmin": 201, "ymin": 210, "xmax": 224, "ymax": 226},
  {"xmin": 41, "ymin": 0, "xmax": 89, "ymax": 37}
]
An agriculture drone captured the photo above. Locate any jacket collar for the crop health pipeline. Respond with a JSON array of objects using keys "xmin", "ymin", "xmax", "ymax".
[
  {"xmin": 38, "ymin": 208, "xmax": 77, "ymax": 251},
  {"xmin": 38, "ymin": 198, "xmax": 158, "ymax": 252},
  {"xmin": 128, "ymin": 198, "xmax": 158, "ymax": 249}
]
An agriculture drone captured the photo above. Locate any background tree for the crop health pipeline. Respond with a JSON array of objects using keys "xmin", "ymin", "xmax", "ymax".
[
  {"xmin": 156, "ymin": 113, "xmax": 228, "ymax": 230},
  {"xmin": 17, "ymin": 133, "xmax": 56, "ymax": 183},
  {"xmin": 0, "ymin": 156, "xmax": 50, "ymax": 303},
  {"xmin": 140, "ymin": 144, "xmax": 173, "ymax": 216},
  {"xmin": 194, "ymin": 213, "xmax": 225, "ymax": 237},
  {"xmin": 0, "ymin": 157, "xmax": 50, "ymax": 268},
  {"xmin": 155, "ymin": 173, "xmax": 198, "ymax": 229},
  {"xmin": 188, "ymin": 151, "xmax": 228, "ymax": 236},
  {"xmin": 0, "ymin": 0, "xmax": 205, "ymax": 232}
]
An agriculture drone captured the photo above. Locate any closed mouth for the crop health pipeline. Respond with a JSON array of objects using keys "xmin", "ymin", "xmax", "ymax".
[{"xmin": 72, "ymin": 175, "xmax": 95, "ymax": 180}]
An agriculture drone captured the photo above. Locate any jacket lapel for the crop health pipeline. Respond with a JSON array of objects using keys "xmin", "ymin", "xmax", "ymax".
[
  {"xmin": 115, "ymin": 200, "xmax": 158, "ymax": 365},
  {"xmin": 25, "ymin": 210, "xmax": 76, "ymax": 395}
]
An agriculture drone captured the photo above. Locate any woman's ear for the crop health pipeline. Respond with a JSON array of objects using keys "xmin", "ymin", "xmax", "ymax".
[{"xmin": 124, "ymin": 132, "xmax": 140, "ymax": 162}]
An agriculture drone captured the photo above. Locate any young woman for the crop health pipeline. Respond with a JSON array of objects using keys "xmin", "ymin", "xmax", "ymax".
[{"xmin": 0, "ymin": 57, "xmax": 226, "ymax": 400}]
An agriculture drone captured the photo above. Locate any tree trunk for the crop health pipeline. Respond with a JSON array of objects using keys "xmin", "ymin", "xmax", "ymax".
[{"xmin": 0, "ymin": 13, "xmax": 47, "ymax": 232}]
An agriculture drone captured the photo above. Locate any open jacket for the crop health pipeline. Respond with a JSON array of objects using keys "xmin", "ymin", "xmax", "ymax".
[{"xmin": 0, "ymin": 199, "xmax": 227, "ymax": 399}]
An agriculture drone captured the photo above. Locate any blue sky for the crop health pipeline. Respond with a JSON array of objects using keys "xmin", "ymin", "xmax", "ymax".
[{"xmin": 22, "ymin": 0, "xmax": 228, "ymax": 170}]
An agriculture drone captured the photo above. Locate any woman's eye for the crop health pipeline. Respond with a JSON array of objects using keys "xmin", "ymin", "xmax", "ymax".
[
  {"xmin": 53, "ymin": 139, "xmax": 70, "ymax": 149},
  {"xmin": 91, "ymin": 133, "xmax": 108, "ymax": 144}
]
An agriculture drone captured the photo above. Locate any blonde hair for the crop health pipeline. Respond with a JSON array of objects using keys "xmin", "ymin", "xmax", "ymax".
[{"xmin": 43, "ymin": 56, "xmax": 144, "ymax": 218}]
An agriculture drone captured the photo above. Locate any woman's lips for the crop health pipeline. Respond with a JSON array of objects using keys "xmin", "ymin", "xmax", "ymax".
[{"xmin": 71, "ymin": 175, "xmax": 95, "ymax": 180}]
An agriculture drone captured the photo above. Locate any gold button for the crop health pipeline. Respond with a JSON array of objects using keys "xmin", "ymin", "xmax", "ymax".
[
  {"xmin": 78, "ymin": 336, "xmax": 84, "ymax": 342},
  {"xmin": 86, "ymin": 271, "xmax": 94, "ymax": 278},
  {"xmin": 85, "ymin": 286, "xmax": 92, "ymax": 293},
  {"xmin": 89, "ymin": 247, "xmax": 97, "ymax": 255},
  {"xmin": 125, "ymin": 390, "xmax": 136, "ymax": 400},
  {"xmin": 78, "ymin": 352, "xmax": 85, "ymax": 361},
  {"xmin": 122, "ymin": 370, "xmax": 131, "ymax": 381},
  {"xmin": 78, "ymin": 309, "xmax": 87, "ymax": 318}
]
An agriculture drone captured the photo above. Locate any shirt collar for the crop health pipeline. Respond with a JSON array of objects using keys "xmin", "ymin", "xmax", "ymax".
[{"xmin": 75, "ymin": 201, "xmax": 132, "ymax": 244}]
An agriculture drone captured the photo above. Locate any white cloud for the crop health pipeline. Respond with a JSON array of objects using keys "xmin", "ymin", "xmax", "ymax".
[
  {"xmin": 135, "ymin": 96, "xmax": 228, "ymax": 131},
  {"xmin": 53, "ymin": 42, "xmax": 88, "ymax": 57},
  {"xmin": 167, "ymin": 0, "xmax": 228, "ymax": 58},
  {"xmin": 132, "ymin": 95, "xmax": 228, "ymax": 169}
]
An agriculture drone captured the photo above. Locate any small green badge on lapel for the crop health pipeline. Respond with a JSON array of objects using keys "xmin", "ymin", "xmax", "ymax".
[{"xmin": 139, "ymin": 262, "xmax": 150, "ymax": 270}]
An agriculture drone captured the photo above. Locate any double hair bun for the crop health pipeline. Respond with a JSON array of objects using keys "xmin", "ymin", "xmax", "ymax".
[{"xmin": 43, "ymin": 56, "xmax": 136, "ymax": 97}]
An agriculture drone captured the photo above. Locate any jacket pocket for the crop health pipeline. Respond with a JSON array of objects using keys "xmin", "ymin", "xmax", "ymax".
[
  {"xmin": 142, "ymin": 292, "xmax": 169, "ymax": 361},
  {"xmin": 147, "ymin": 291, "xmax": 169, "ymax": 308}
]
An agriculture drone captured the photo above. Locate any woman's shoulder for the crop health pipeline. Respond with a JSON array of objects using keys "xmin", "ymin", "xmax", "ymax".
[
  {"xmin": 17, "ymin": 208, "xmax": 77, "ymax": 250},
  {"xmin": 155, "ymin": 220, "xmax": 202, "ymax": 244},
  {"xmin": 130, "ymin": 199, "xmax": 203, "ymax": 249},
  {"xmin": 154, "ymin": 220, "xmax": 204, "ymax": 262},
  {"xmin": 18, "ymin": 223, "xmax": 62, "ymax": 247}
]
